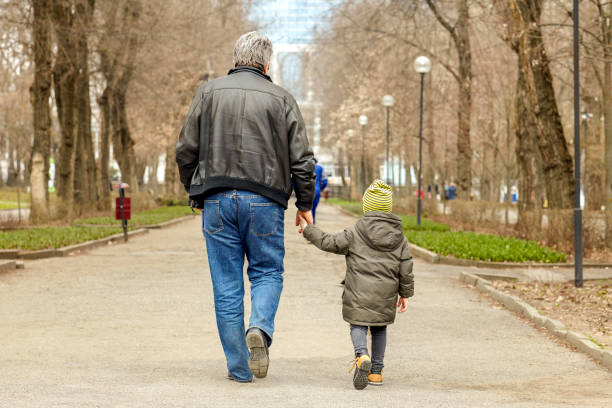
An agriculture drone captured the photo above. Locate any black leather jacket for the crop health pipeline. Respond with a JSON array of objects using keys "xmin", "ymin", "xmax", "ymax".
[{"xmin": 175, "ymin": 66, "xmax": 315, "ymax": 210}]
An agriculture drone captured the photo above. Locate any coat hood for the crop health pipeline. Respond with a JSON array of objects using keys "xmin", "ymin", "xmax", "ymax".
[{"xmin": 355, "ymin": 211, "xmax": 404, "ymax": 252}]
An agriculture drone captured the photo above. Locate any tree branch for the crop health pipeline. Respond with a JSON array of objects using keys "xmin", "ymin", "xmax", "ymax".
[
  {"xmin": 365, "ymin": 26, "xmax": 461, "ymax": 83},
  {"xmin": 425, "ymin": 0, "xmax": 457, "ymax": 41}
]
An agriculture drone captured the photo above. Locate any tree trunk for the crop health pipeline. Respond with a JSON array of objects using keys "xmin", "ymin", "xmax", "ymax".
[
  {"xmin": 136, "ymin": 157, "xmax": 147, "ymax": 188},
  {"xmin": 455, "ymin": 0, "xmax": 472, "ymax": 199},
  {"xmin": 603, "ymin": 4, "xmax": 612, "ymax": 210},
  {"xmin": 51, "ymin": 0, "xmax": 77, "ymax": 217},
  {"xmin": 149, "ymin": 154, "xmax": 159, "ymax": 193},
  {"xmin": 113, "ymin": 91, "xmax": 138, "ymax": 189},
  {"xmin": 73, "ymin": 0, "xmax": 97, "ymax": 214},
  {"xmin": 6, "ymin": 140, "xmax": 18, "ymax": 187},
  {"xmin": 498, "ymin": 0, "xmax": 574, "ymax": 209},
  {"xmin": 111, "ymin": 0, "xmax": 141, "ymax": 191},
  {"xmin": 98, "ymin": 88, "xmax": 112, "ymax": 210},
  {"xmin": 515, "ymin": 66, "xmax": 539, "ymax": 212},
  {"xmin": 512, "ymin": 0, "xmax": 574, "ymax": 209},
  {"xmin": 164, "ymin": 140, "xmax": 180, "ymax": 197},
  {"xmin": 97, "ymin": 0, "xmax": 121, "ymax": 210},
  {"xmin": 29, "ymin": 0, "xmax": 52, "ymax": 222},
  {"xmin": 425, "ymin": 0, "xmax": 473, "ymax": 199},
  {"xmin": 338, "ymin": 148, "xmax": 346, "ymax": 187}
]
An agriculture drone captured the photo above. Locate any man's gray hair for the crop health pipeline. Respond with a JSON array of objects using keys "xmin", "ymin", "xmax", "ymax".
[{"xmin": 233, "ymin": 31, "xmax": 273, "ymax": 71}]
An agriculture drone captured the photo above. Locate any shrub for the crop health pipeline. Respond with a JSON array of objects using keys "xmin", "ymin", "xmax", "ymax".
[
  {"xmin": 400, "ymin": 215, "xmax": 450, "ymax": 232},
  {"xmin": 404, "ymin": 230, "xmax": 567, "ymax": 263},
  {"xmin": 0, "ymin": 227, "xmax": 122, "ymax": 250}
]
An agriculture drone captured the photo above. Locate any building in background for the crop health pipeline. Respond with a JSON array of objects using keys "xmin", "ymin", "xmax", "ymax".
[{"xmin": 251, "ymin": 0, "xmax": 336, "ymax": 176}]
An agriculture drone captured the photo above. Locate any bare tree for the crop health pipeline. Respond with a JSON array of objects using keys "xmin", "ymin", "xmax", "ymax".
[
  {"xmin": 498, "ymin": 0, "xmax": 574, "ymax": 209},
  {"xmin": 425, "ymin": 0, "xmax": 473, "ymax": 199},
  {"xmin": 29, "ymin": 0, "xmax": 52, "ymax": 222},
  {"xmin": 51, "ymin": 0, "xmax": 78, "ymax": 216}
]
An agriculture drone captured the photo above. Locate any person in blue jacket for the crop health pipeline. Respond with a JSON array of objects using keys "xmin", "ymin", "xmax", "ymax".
[{"xmin": 312, "ymin": 160, "xmax": 328, "ymax": 223}]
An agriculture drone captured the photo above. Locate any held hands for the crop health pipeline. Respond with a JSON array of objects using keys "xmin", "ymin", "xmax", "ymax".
[
  {"xmin": 397, "ymin": 297, "xmax": 409, "ymax": 313},
  {"xmin": 296, "ymin": 210, "xmax": 313, "ymax": 234}
]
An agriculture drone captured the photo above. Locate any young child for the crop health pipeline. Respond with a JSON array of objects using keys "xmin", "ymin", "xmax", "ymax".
[{"xmin": 299, "ymin": 180, "xmax": 414, "ymax": 390}]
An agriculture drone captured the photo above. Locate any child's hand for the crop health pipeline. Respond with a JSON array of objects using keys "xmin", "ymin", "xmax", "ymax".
[
  {"xmin": 397, "ymin": 297, "xmax": 409, "ymax": 313},
  {"xmin": 297, "ymin": 215, "xmax": 309, "ymax": 234}
]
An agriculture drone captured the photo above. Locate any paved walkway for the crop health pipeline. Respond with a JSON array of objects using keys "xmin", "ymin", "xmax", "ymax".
[{"xmin": 1, "ymin": 203, "xmax": 610, "ymax": 407}]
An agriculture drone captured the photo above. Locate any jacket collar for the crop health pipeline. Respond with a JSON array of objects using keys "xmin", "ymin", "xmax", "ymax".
[{"xmin": 228, "ymin": 65, "xmax": 273, "ymax": 82}]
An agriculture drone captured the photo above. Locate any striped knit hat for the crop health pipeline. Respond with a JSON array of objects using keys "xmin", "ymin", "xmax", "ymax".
[{"xmin": 362, "ymin": 179, "xmax": 393, "ymax": 214}]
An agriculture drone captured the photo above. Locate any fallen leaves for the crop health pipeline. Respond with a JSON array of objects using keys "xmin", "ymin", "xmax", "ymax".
[{"xmin": 493, "ymin": 279, "xmax": 612, "ymax": 349}]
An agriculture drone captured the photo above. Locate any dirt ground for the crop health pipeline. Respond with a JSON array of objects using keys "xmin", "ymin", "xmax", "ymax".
[{"xmin": 493, "ymin": 279, "xmax": 612, "ymax": 349}]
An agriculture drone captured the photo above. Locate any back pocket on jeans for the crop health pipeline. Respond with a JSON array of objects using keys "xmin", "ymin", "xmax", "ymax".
[
  {"xmin": 203, "ymin": 200, "xmax": 223, "ymax": 234},
  {"xmin": 250, "ymin": 202, "xmax": 280, "ymax": 237}
]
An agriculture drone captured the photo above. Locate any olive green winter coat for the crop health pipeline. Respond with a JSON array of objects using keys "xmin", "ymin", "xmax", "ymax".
[{"xmin": 303, "ymin": 211, "xmax": 414, "ymax": 326}]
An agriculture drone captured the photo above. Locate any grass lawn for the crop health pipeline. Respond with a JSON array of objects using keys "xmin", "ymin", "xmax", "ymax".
[
  {"xmin": 404, "ymin": 229, "xmax": 566, "ymax": 263},
  {"xmin": 0, "ymin": 227, "xmax": 122, "ymax": 251},
  {"xmin": 76, "ymin": 205, "xmax": 194, "ymax": 227},
  {"xmin": 327, "ymin": 198, "xmax": 566, "ymax": 263},
  {"xmin": 0, "ymin": 188, "xmax": 30, "ymax": 209},
  {"xmin": 0, "ymin": 200, "xmax": 29, "ymax": 209},
  {"xmin": 400, "ymin": 215, "xmax": 450, "ymax": 232}
]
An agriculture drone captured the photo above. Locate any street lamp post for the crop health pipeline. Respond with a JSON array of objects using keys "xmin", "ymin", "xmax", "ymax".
[
  {"xmin": 414, "ymin": 56, "xmax": 431, "ymax": 227},
  {"xmin": 382, "ymin": 95, "xmax": 394, "ymax": 185},
  {"xmin": 572, "ymin": 0, "xmax": 582, "ymax": 287},
  {"xmin": 359, "ymin": 115, "xmax": 368, "ymax": 194},
  {"xmin": 347, "ymin": 129, "xmax": 355, "ymax": 200}
]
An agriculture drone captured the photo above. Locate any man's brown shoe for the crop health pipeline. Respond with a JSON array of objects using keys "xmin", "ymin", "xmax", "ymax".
[
  {"xmin": 368, "ymin": 372, "xmax": 383, "ymax": 386},
  {"xmin": 246, "ymin": 328, "xmax": 269, "ymax": 378}
]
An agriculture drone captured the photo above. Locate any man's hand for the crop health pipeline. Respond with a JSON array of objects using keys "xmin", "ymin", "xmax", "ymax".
[
  {"xmin": 397, "ymin": 297, "xmax": 409, "ymax": 313},
  {"xmin": 297, "ymin": 215, "xmax": 309, "ymax": 232},
  {"xmin": 296, "ymin": 210, "xmax": 313, "ymax": 234}
]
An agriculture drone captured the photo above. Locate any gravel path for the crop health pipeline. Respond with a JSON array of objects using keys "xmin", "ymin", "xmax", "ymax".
[{"xmin": 1, "ymin": 202, "xmax": 610, "ymax": 407}]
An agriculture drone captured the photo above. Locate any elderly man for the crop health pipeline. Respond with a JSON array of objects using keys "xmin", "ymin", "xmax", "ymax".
[{"xmin": 176, "ymin": 31, "xmax": 315, "ymax": 383}]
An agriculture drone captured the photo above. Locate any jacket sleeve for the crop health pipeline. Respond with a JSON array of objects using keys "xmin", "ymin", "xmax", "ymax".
[
  {"xmin": 176, "ymin": 86, "xmax": 204, "ymax": 191},
  {"xmin": 399, "ymin": 239, "xmax": 414, "ymax": 298},
  {"xmin": 286, "ymin": 100, "xmax": 315, "ymax": 211},
  {"xmin": 303, "ymin": 224, "xmax": 352, "ymax": 255}
]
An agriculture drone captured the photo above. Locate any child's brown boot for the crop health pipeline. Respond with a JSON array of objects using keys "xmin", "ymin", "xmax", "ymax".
[
  {"xmin": 368, "ymin": 371, "xmax": 383, "ymax": 386},
  {"xmin": 350, "ymin": 355, "xmax": 371, "ymax": 390}
]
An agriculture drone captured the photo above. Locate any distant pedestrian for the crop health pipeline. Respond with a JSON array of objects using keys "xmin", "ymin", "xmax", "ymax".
[
  {"xmin": 176, "ymin": 31, "xmax": 315, "ymax": 383},
  {"xmin": 312, "ymin": 160, "xmax": 328, "ymax": 223},
  {"xmin": 298, "ymin": 180, "xmax": 414, "ymax": 390},
  {"xmin": 446, "ymin": 182, "xmax": 457, "ymax": 200}
]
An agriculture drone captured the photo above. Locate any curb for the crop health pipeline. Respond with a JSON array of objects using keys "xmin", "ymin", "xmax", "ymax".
[
  {"xmin": 0, "ymin": 250, "xmax": 19, "ymax": 259},
  {"xmin": 459, "ymin": 271, "xmax": 612, "ymax": 372},
  {"xmin": 407, "ymin": 243, "xmax": 439, "ymax": 263},
  {"xmin": 0, "ymin": 260, "xmax": 17, "ymax": 274}
]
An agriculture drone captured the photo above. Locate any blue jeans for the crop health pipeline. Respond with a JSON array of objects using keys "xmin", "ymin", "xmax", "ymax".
[{"xmin": 202, "ymin": 190, "xmax": 285, "ymax": 382}]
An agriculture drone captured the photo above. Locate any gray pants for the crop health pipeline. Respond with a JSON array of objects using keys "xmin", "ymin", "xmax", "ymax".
[{"xmin": 350, "ymin": 325, "xmax": 386, "ymax": 373}]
